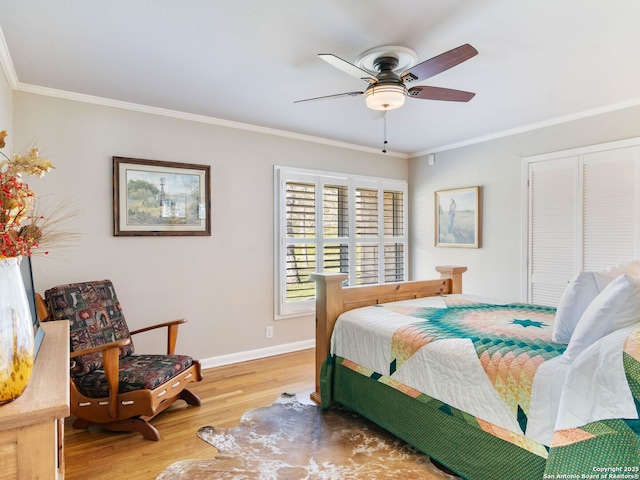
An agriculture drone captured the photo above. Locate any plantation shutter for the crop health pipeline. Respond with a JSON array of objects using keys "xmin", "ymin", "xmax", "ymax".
[
  {"xmin": 355, "ymin": 188, "xmax": 379, "ymax": 285},
  {"xmin": 384, "ymin": 190, "xmax": 405, "ymax": 282},
  {"xmin": 276, "ymin": 167, "xmax": 407, "ymax": 317},
  {"xmin": 527, "ymin": 142, "xmax": 640, "ymax": 305},
  {"xmin": 323, "ymin": 184, "xmax": 349, "ymax": 276},
  {"xmin": 285, "ymin": 182, "xmax": 317, "ymax": 303}
]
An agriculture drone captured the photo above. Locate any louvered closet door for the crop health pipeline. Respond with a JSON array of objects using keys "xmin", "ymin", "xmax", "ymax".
[
  {"xmin": 528, "ymin": 144, "xmax": 640, "ymax": 306},
  {"xmin": 582, "ymin": 147, "xmax": 640, "ymax": 271},
  {"xmin": 529, "ymin": 156, "xmax": 579, "ymax": 306}
]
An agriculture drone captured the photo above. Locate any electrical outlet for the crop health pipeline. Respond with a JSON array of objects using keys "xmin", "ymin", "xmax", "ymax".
[{"xmin": 265, "ymin": 326, "xmax": 274, "ymax": 339}]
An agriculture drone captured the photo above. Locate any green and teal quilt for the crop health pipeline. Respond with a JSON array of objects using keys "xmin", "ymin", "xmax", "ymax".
[{"xmin": 322, "ymin": 295, "xmax": 640, "ymax": 480}]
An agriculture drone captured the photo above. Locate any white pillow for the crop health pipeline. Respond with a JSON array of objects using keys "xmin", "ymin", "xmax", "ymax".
[
  {"xmin": 552, "ymin": 260, "xmax": 640, "ymax": 344},
  {"xmin": 561, "ymin": 274, "xmax": 640, "ymax": 364},
  {"xmin": 552, "ymin": 271, "xmax": 602, "ymax": 344}
]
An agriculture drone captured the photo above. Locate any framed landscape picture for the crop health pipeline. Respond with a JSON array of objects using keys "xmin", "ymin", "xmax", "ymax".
[
  {"xmin": 113, "ymin": 157, "xmax": 211, "ymax": 236},
  {"xmin": 435, "ymin": 186, "xmax": 481, "ymax": 248}
]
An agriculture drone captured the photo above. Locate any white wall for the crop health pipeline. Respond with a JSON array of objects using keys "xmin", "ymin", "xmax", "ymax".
[
  {"xmin": 409, "ymin": 104, "xmax": 640, "ymax": 302},
  {"xmin": 14, "ymin": 92, "xmax": 407, "ymax": 363}
]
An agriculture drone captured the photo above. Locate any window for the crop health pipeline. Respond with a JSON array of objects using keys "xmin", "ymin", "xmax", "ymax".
[{"xmin": 275, "ymin": 167, "xmax": 408, "ymax": 317}]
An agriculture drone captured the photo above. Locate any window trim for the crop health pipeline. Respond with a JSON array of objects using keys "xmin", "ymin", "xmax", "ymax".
[{"xmin": 274, "ymin": 166, "xmax": 408, "ymax": 319}]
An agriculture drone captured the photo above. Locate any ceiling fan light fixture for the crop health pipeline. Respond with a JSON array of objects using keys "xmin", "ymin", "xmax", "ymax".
[{"xmin": 365, "ymin": 83, "xmax": 407, "ymax": 111}]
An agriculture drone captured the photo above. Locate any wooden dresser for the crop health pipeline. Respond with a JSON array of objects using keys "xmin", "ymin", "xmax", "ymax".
[{"xmin": 0, "ymin": 321, "xmax": 70, "ymax": 479}]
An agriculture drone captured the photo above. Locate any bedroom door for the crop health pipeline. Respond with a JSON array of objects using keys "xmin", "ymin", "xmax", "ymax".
[{"xmin": 526, "ymin": 139, "xmax": 640, "ymax": 305}]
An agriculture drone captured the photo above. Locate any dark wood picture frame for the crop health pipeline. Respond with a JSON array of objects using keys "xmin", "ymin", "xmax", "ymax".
[{"xmin": 113, "ymin": 157, "xmax": 211, "ymax": 236}]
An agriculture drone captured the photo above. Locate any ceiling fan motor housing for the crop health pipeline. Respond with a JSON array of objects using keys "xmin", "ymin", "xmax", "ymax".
[{"xmin": 365, "ymin": 56, "xmax": 407, "ymax": 111}]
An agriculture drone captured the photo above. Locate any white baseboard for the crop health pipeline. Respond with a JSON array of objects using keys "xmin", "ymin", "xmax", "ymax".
[{"xmin": 199, "ymin": 338, "xmax": 315, "ymax": 370}]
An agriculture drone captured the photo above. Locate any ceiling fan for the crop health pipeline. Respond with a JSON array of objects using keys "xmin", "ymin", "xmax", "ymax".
[{"xmin": 295, "ymin": 43, "xmax": 478, "ymax": 111}]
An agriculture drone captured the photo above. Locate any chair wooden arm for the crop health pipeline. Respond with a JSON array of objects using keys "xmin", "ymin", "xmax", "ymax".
[
  {"xmin": 70, "ymin": 338, "xmax": 131, "ymax": 419},
  {"xmin": 102, "ymin": 346, "xmax": 120, "ymax": 418},
  {"xmin": 129, "ymin": 318, "xmax": 187, "ymax": 355}
]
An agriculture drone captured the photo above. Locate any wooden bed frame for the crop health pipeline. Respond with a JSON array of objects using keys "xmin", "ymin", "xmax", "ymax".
[
  {"xmin": 309, "ymin": 265, "xmax": 640, "ymax": 479},
  {"xmin": 310, "ymin": 265, "xmax": 467, "ymax": 405}
]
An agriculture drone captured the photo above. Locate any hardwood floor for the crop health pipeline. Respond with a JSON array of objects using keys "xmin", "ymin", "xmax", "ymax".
[{"xmin": 63, "ymin": 348, "xmax": 315, "ymax": 480}]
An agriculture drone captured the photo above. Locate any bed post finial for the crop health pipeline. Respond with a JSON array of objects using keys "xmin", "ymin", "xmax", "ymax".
[{"xmin": 435, "ymin": 266, "xmax": 467, "ymax": 294}]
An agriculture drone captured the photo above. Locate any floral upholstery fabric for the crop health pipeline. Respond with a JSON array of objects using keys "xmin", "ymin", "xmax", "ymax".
[
  {"xmin": 44, "ymin": 280, "xmax": 135, "ymax": 374},
  {"xmin": 73, "ymin": 353, "xmax": 194, "ymax": 398}
]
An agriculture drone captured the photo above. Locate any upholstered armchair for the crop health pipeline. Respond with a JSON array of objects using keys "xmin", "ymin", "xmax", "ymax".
[{"xmin": 41, "ymin": 279, "xmax": 202, "ymax": 441}]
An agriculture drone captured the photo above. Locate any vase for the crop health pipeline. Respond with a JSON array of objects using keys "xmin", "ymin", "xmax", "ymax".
[{"xmin": 0, "ymin": 257, "xmax": 35, "ymax": 404}]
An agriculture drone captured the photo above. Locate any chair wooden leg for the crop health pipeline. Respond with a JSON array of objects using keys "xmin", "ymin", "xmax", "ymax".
[
  {"xmin": 100, "ymin": 418, "xmax": 161, "ymax": 441},
  {"xmin": 72, "ymin": 418, "xmax": 90, "ymax": 430},
  {"xmin": 73, "ymin": 417, "xmax": 161, "ymax": 441},
  {"xmin": 180, "ymin": 388, "xmax": 201, "ymax": 407}
]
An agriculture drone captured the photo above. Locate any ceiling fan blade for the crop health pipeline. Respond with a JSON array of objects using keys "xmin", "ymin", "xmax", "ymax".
[
  {"xmin": 402, "ymin": 44, "xmax": 478, "ymax": 82},
  {"xmin": 408, "ymin": 86, "xmax": 475, "ymax": 102},
  {"xmin": 294, "ymin": 91, "xmax": 364, "ymax": 104},
  {"xmin": 318, "ymin": 54, "xmax": 377, "ymax": 82}
]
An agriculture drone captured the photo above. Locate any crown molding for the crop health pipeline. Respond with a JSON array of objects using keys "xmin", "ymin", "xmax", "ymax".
[
  {"xmin": 14, "ymin": 82, "xmax": 407, "ymax": 158},
  {"xmin": 0, "ymin": 26, "xmax": 406, "ymax": 160},
  {"xmin": 13, "ymin": 26, "xmax": 640, "ymax": 160},
  {"xmin": 0, "ymin": 27, "xmax": 18, "ymax": 88},
  {"xmin": 410, "ymin": 96, "xmax": 640, "ymax": 158}
]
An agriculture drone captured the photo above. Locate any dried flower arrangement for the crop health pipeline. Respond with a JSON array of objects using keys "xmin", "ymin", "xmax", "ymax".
[{"xmin": 0, "ymin": 129, "xmax": 56, "ymax": 258}]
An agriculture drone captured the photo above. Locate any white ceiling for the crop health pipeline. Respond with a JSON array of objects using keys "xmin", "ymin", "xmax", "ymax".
[{"xmin": 2, "ymin": 0, "xmax": 640, "ymax": 156}]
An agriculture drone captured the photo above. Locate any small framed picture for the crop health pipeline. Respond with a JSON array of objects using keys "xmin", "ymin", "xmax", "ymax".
[
  {"xmin": 113, "ymin": 157, "xmax": 211, "ymax": 236},
  {"xmin": 435, "ymin": 186, "xmax": 481, "ymax": 248}
]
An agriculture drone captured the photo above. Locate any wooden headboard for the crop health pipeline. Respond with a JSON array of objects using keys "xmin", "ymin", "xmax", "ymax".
[{"xmin": 309, "ymin": 265, "xmax": 467, "ymax": 405}]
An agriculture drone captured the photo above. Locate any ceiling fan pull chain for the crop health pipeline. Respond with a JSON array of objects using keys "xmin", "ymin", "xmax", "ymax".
[{"xmin": 382, "ymin": 113, "xmax": 388, "ymax": 153}]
